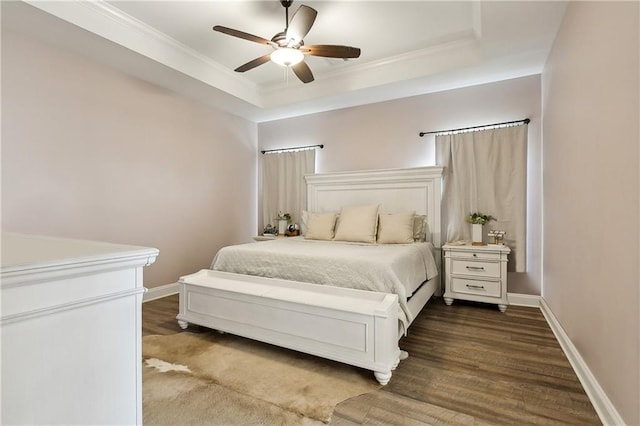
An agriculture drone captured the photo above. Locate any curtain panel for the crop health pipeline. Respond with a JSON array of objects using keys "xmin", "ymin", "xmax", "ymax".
[
  {"xmin": 262, "ymin": 149, "xmax": 315, "ymax": 227},
  {"xmin": 436, "ymin": 125, "xmax": 527, "ymax": 272}
]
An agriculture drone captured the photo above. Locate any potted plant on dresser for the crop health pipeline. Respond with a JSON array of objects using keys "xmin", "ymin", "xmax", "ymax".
[{"xmin": 466, "ymin": 212, "xmax": 495, "ymax": 245}]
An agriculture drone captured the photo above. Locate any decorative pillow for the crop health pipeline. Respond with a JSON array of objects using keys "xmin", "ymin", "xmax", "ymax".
[
  {"xmin": 304, "ymin": 212, "xmax": 338, "ymax": 240},
  {"xmin": 422, "ymin": 220, "xmax": 431, "ymax": 242},
  {"xmin": 377, "ymin": 212, "xmax": 415, "ymax": 244},
  {"xmin": 413, "ymin": 214, "xmax": 429, "ymax": 242},
  {"xmin": 333, "ymin": 204, "xmax": 380, "ymax": 243},
  {"xmin": 301, "ymin": 210, "xmax": 309, "ymax": 236}
]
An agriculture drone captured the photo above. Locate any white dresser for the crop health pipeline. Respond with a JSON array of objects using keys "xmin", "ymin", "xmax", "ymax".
[
  {"xmin": 442, "ymin": 243, "xmax": 510, "ymax": 312},
  {"xmin": 1, "ymin": 233, "xmax": 158, "ymax": 425}
]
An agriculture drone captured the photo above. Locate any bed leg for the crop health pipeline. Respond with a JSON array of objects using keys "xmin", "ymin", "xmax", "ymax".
[
  {"xmin": 177, "ymin": 319, "xmax": 189, "ymax": 330},
  {"xmin": 374, "ymin": 371, "xmax": 392, "ymax": 385},
  {"xmin": 391, "ymin": 350, "xmax": 409, "ymax": 370}
]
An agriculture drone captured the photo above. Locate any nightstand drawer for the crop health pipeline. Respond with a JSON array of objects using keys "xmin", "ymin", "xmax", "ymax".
[
  {"xmin": 451, "ymin": 260, "xmax": 500, "ymax": 277},
  {"xmin": 448, "ymin": 250, "xmax": 502, "ymax": 260},
  {"xmin": 451, "ymin": 278, "xmax": 501, "ymax": 298}
]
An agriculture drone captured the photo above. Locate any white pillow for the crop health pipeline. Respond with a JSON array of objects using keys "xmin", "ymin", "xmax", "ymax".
[
  {"xmin": 304, "ymin": 212, "xmax": 337, "ymax": 240},
  {"xmin": 377, "ymin": 212, "xmax": 415, "ymax": 244},
  {"xmin": 334, "ymin": 204, "xmax": 380, "ymax": 243}
]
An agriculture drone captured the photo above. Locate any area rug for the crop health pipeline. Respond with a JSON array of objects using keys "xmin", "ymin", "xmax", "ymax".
[{"xmin": 142, "ymin": 331, "xmax": 381, "ymax": 425}]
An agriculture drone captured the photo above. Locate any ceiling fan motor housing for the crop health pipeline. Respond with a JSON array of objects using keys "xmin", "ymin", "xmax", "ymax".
[{"xmin": 271, "ymin": 31, "xmax": 303, "ymax": 48}]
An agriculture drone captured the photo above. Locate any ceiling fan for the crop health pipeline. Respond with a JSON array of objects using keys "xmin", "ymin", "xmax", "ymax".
[{"xmin": 213, "ymin": 0, "xmax": 361, "ymax": 84}]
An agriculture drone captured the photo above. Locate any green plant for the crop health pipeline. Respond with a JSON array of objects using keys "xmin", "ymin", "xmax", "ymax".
[
  {"xmin": 466, "ymin": 212, "xmax": 495, "ymax": 225},
  {"xmin": 276, "ymin": 211, "xmax": 292, "ymax": 222}
]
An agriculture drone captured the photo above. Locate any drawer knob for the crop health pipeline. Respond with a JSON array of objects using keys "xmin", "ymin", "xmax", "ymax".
[
  {"xmin": 466, "ymin": 266, "xmax": 485, "ymax": 271},
  {"xmin": 473, "ymin": 253, "xmax": 477, "ymax": 257}
]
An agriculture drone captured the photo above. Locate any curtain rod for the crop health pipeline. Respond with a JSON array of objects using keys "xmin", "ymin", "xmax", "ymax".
[
  {"xmin": 419, "ymin": 118, "xmax": 530, "ymax": 137},
  {"xmin": 261, "ymin": 144, "xmax": 324, "ymax": 154}
]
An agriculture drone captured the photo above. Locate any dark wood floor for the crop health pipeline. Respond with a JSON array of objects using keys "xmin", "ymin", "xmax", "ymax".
[{"xmin": 143, "ymin": 295, "xmax": 601, "ymax": 425}]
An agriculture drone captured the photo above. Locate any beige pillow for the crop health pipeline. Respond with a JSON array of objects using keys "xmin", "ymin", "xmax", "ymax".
[
  {"xmin": 334, "ymin": 204, "xmax": 380, "ymax": 243},
  {"xmin": 378, "ymin": 212, "xmax": 415, "ymax": 244},
  {"xmin": 304, "ymin": 212, "xmax": 337, "ymax": 240}
]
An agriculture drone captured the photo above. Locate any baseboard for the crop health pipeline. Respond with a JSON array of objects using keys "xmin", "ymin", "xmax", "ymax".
[
  {"xmin": 143, "ymin": 282, "xmax": 179, "ymax": 302},
  {"xmin": 539, "ymin": 298, "xmax": 624, "ymax": 426},
  {"xmin": 507, "ymin": 292, "xmax": 540, "ymax": 307}
]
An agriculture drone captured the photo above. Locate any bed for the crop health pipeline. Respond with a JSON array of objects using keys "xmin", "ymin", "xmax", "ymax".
[{"xmin": 177, "ymin": 166, "xmax": 443, "ymax": 384}]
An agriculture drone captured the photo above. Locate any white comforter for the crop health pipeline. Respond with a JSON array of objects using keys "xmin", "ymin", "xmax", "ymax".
[{"xmin": 210, "ymin": 237, "xmax": 438, "ymax": 330}]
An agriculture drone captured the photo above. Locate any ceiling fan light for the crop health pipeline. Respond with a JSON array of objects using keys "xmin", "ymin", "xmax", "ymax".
[{"xmin": 271, "ymin": 48, "xmax": 304, "ymax": 67}]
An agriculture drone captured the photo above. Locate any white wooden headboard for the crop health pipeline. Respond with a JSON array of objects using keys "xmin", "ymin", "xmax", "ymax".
[{"xmin": 305, "ymin": 167, "xmax": 443, "ymax": 248}]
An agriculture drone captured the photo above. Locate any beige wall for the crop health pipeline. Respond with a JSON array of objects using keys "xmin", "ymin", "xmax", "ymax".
[
  {"xmin": 259, "ymin": 75, "xmax": 543, "ymax": 295},
  {"xmin": 1, "ymin": 30, "xmax": 258, "ymax": 288},
  {"xmin": 542, "ymin": 2, "xmax": 639, "ymax": 424}
]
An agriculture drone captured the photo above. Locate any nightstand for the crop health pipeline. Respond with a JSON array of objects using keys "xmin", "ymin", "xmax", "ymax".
[{"xmin": 442, "ymin": 243, "xmax": 511, "ymax": 312}]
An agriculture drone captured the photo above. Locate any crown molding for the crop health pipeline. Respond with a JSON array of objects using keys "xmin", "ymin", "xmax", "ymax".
[
  {"xmin": 22, "ymin": 0, "xmax": 263, "ymax": 107},
  {"xmin": 21, "ymin": 0, "xmax": 483, "ymax": 111},
  {"xmin": 260, "ymin": 30, "xmax": 480, "ymax": 96},
  {"xmin": 259, "ymin": 36, "xmax": 482, "ymax": 109}
]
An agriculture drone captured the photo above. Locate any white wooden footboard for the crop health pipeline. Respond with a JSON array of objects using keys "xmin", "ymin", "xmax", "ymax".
[{"xmin": 176, "ymin": 269, "xmax": 402, "ymax": 385}]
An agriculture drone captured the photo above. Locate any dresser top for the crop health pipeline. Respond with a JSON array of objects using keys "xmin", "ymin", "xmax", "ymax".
[
  {"xmin": 1, "ymin": 233, "xmax": 159, "ymax": 274},
  {"xmin": 442, "ymin": 242, "xmax": 511, "ymax": 253}
]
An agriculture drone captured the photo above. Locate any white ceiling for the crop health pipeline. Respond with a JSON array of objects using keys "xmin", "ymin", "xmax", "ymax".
[{"xmin": 3, "ymin": 1, "xmax": 567, "ymax": 122}]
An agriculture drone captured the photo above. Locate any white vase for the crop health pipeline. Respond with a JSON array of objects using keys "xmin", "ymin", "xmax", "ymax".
[
  {"xmin": 472, "ymin": 223, "xmax": 483, "ymax": 245},
  {"xmin": 278, "ymin": 220, "xmax": 288, "ymax": 235}
]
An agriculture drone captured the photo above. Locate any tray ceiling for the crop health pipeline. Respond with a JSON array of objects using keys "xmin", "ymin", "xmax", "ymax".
[{"xmin": 3, "ymin": 1, "xmax": 567, "ymax": 122}]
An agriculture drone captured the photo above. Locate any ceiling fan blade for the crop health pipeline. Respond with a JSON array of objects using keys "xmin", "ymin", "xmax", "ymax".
[
  {"xmin": 304, "ymin": 45, "xmax": 361, "ymax": 59},
  {"xmin": 213, "ymin": 25, "xmax": 276, "ymax": 47},
  {"xmin": 291, "ymin": 60, "xmax": 314, "ymax": 84},
  {"xmin": 234, "ymin": 54, "xmax": 272, "ymax": 73},
  {"xmin": 286, "ymin": 5, "xmax": 317, "ymax": 44}
]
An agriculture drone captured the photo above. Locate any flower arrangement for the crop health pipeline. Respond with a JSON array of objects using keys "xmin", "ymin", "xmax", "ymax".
[
  {"xmin": 466, "ymin": 212, "xmax": 495, "ymax": 225},
  {"xmin": 276, "ymin": 211, "xmax": 292, "ymax": 223}
]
